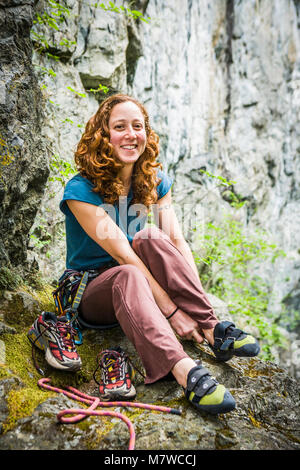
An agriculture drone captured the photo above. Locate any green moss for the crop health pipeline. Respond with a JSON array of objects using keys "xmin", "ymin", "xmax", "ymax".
[
  {"xmin": 153, "ymin": 395, "xmax": 187, "ymax": 413},
  {"xmin": 1, "ymin": 285, "xmax": 52, "ymax": 328},
  {"xmin": 248, "ymin": 411, "xmax": 262, "ymax": 428},
  {"xmin": 83, "ymin": 416, "xmax": 115, "ymax": 450},
  {"xmin": 242, "ymin": 358, "xmax": 282, "ymax": 379},
  {"xmin": 3, "ymin": 332, "xmax": 35, "ymax": 382},
  {"xmin": 1, "ymin": 324, "xmax": 107, "ymax": 433},
  {"xmin": 215, "ymin": 427, "xmax": 239, "ymax": 450},
  {"xmin": 0, "ymin": 266, "xmax": 22, "ymax": 291},
  {"xmin": 29, "ymin": 283, "xmax": 56, "ymax": 313},
  {"xmin": 0, "ymin": 364, "xmax": 12, "ymax": 380},
  {"xmin": 3, "ymin": 386, "xmax": 53, "ymax": 433}
]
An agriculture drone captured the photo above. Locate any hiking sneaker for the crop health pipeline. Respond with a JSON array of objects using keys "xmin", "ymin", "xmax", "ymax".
[
  {"xmin": 96, "ymin": 347, "xmax": 136, "ymax": 401},
  {"xmin": 184, "ymin": 362, "xmax": 236, "ymax": 415},
  {"xmin": 210, "ymin": 321, "xmax": 260, "ymax": 362},
  {"xmin": 27, "ymin": 311, "xmax": 82, "ymax": 371}
]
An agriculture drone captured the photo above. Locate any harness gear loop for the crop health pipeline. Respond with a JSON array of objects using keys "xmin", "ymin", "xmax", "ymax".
[{"xmin": 52, "ymin": 270, "xmax": 90, "ymax": 345}]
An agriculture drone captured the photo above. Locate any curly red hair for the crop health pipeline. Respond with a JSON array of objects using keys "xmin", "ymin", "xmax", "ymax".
[{"xmin": 74, "ymin": 94, "xmax": 162, "ymax": 209}]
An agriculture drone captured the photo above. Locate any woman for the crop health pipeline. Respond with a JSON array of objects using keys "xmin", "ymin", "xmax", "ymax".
[{"xmin": 32, "ymin": 94, "xmax": 260, "ymax": 415}]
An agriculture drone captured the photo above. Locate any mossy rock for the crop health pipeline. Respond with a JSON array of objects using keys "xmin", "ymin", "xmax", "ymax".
[
  {"xmin": 0, "ymin": 283, "xmax": 54, "ymax": 327},
  {"xmin": 0, "ymin": 285, "xmax": 300, "ymax": 450},
  {"xmin": 0, "ymin": 267, "xmax": 22, "ymax": 291}
]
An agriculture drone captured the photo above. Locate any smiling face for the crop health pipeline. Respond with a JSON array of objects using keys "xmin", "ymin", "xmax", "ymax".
[{"xmin": 108, "ymin": 101, "xmax": 147, "ymax": 166}]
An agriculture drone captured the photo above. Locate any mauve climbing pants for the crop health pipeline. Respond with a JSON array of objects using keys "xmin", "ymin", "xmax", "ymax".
[{"xmin": 79, "ymin": 226, "xmax": 218, "ymax": 384}]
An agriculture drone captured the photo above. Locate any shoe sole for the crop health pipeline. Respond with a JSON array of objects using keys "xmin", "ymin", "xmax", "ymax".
[
  {"xmin": 211, "ymin": 342, "xmax": 260, "ymax": 362},
  {"xmin": 233, "ymin": 343, "xmax": 260, "ymax": 357},
  {"xmin": 213, "ymin": 350, "xmax": 234, "ymax": 362},
  {"xmin": 27, "ymin": 325, "xmax": 82, "ymax": 372},
  {"xmin": 99, "ymin": 385, "xmax": 137, "ymax": 402},
  {"xmin": 100, "ymin": 393, "xmax": 137, "ymax": 402},
  {"xmin": 194, "ymin": 390, "xmax": 236, "ymax": 415}
]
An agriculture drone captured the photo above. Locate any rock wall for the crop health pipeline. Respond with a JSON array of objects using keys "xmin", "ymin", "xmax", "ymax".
[
  {"xmin": 132, "ymin": 0, "xmax": 300, "ymax": 316},
  {"xmin": 0, "ymin": 1, "xmax": 299, "ymax": 450},
  {"xmin": 0, "ymin": 1, "xmax": 299, "ymax": 353},
  {"xmin": 0, "ymin": 0, "xmax": 49, "ymax": 277},
  {"xmin": 23, "ymin": 0, "xmax": 299, "ymax": 317}
]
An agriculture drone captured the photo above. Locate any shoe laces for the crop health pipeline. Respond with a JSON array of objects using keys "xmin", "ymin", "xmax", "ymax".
[
  {"xmin": 99, "ymin": 349, "xmax": 126, "ymax": 384},
  {"xmin": 93, "ymin": 348, "xmax": 145, "ymax": 386},
  {"xmin": 56, "ymin": 320, "xmax": 77, "ymax": 351}
]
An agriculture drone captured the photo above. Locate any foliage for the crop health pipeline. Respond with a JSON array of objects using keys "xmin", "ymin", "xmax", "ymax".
[
  {"xmin": 93, "ymin": 1, "xmax": 151, "ymax": 23},
  {"xmin": 49, "ymin": 153, "xmax": 77, "ymax": 187},
  {"xmin": 199, "ymin": 169, "xmax": 246, "ymax": 209},
  {"xmin": 89, "ymin": 83, "xmax": 110, "ymax": 95},
  {"xmin": 31, "ymin": 0, "xmax": 150, "ymax": 56},
  {"xmin": 193, "ymin": 213, "xmax": 288, "ymax": 360},
  {"xmin": 29, "ymin": 219, "xmax": 52, "ymax": 256},
  {"xmin": 31, "ymin": 0, "xmax": 76, "ymax": 56},
  {"xmin": 0, "ymin": 267, "xmax": 22, "ymax": 291},
  {"xmin": 199, "ymin": 169, "xmax": 237, "ymax": 188}
]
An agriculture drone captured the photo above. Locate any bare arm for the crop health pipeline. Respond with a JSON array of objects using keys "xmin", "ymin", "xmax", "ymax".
[{"xmin": 67, "ymin": 199, "xmax": 177, "ymax": 317}]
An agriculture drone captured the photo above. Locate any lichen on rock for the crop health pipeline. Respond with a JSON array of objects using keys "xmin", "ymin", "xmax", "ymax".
[{"xmin": 0, "ymin": 289, "xmax": 299, "ymax": 450}]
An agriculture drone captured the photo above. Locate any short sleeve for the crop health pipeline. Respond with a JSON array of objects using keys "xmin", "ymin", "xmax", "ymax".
[
  {"xmin": 156, "ymin": 169, "xmax": 173, "ymax": 200},
  {"xmin": 59, "ymin": 174, "xmax": 103, "ymax": 216}
]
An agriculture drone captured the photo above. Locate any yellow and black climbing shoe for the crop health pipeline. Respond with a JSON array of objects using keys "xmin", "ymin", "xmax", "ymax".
[
  {"xmin": 210, "ymin": 321, "xmax": 260, "ymax": 362},
  {"xmin": 184, "ymin": 363, "xmax": 236, "ymax": 415}
]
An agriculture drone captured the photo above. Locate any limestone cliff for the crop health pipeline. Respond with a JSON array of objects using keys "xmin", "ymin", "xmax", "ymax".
[
  {"xmin": 0, "ymin": 0, "xmax": 49, "ymax": 275},
  {"xmin": 0, "ymin": 0, "xmax": 299, "ymax": 451},
  {"xmin": 9, "ymin": 0, "xmax": 298, "ymax": 320}
]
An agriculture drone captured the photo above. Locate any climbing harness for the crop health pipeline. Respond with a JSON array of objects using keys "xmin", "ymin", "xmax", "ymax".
[
  {"xmin": 52, "ymin": 269, "xmax": 91, "ymax": 345},
  {"xmin": 31, "ymin": 266, "xmax": 181, "ymax": 450},
  {"xmin": 30, "ymin": 267, "xmax": 118, "ymax": 375},
  {"xmin": 52, "ymin": 268, "xmax": 119, "ymax": 345},
  {"xmin": 38, "ymin": 378, "xmax": 181, "ymax": 450}
]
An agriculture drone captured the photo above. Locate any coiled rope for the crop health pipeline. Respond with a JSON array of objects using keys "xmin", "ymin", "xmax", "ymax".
[{"xmin": 38, "ymin": 378, "xmax": 181, "ymax": 450}]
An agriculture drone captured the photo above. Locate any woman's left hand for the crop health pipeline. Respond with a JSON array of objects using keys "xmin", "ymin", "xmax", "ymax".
[{"xmin": 168, "ymin": 308, "xmax": 204, "ymax": 344}]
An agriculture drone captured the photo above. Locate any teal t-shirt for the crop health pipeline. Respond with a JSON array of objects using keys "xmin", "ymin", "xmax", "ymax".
[{"xmin": 59, "ymin": 170, "xmax": 173, "ymax": 270}]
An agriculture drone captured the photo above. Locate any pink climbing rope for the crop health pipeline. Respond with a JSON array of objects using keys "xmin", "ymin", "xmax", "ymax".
[{"xmin": 38, "ymin": 378, "xmax": 181, "ymax": 450}]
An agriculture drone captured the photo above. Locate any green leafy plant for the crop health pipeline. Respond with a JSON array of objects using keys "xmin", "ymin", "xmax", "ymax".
[
  {"xmin": 89, "ymin": 83, "xmax": 110, "ymax": 95},
  {"xmin": 93, "ymin": 1, "xmax": 151, "ymax": 23},
  {"xmin": 29, "ymin": 216, "xmax": 53, "ymax": 259},
  {"xmin": 31, "ymin": 0, "xmax": 76, "ymax": 54},
  {"xmin": 49, "ymin": 153, "xmax": 77, "ymax": 187},
  {"xmin": 199, "ymin": 169, "xmax": 246, "ymax": 208},
  {"xmin": 199, "ymin": 169, "xmax": 237, "ymax": 187},
  {"xmin": 31, "ymin": 0, "xmax": 150, "ymax": 55},
  {"xmin": 193, "ymin": 214, "xmax": 287, "ymax": 360},
  {"xmin": 66, "ymin": 86, "xmax": 87, "ymax": 98}
]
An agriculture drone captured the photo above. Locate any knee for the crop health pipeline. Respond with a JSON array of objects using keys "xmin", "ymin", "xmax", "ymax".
[
  {"xmin": 112, "ymin": 265, "xmax": 150, "ymax": 298},
  {"xmin": 114, "ymin": 264, "xmax": 147, "ymax": 286},
  {"xmin": 132, "ymin": 226, "xmax": 168, "ymax": 248}
]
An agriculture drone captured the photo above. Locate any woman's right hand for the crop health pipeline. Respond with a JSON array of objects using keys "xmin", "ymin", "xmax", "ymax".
[{"xmin": 168, "ymin": 308, "xmax": 204, "ymax": 344}]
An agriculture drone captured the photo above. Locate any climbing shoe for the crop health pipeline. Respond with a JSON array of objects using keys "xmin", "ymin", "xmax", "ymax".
[
  {"xmin": 27, "ymin": 311, "xmax": 82, "ymax": 372},
  {"xmin": 94, "ymin": 347, "xmax": 136, "ymax": 401},
  {"xmin": 184, "ymin": 363, "xmax": 236, "ymax": 415},
  {"xmin": 210, "ymin": 321, "xmax": 260, "ymax": 362}
]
